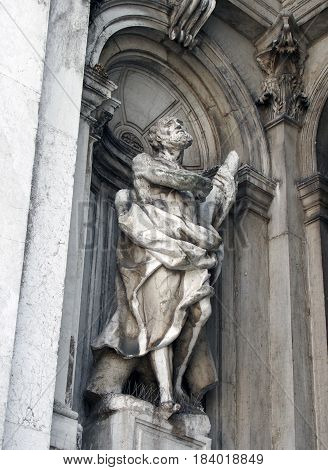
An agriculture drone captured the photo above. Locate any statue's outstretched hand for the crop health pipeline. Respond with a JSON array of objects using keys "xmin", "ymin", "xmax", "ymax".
[{"xmin": 223, "ymin": 150, "xmax": 239, "ymax": 177}]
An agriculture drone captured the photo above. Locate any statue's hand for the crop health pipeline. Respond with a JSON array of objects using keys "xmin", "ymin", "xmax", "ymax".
[
  {"xmin": 115, "ymin": 189, "xmax": 131, "ymax": 216},
  {"xmin": 194, "ymin": 175, "xmax": 213, "ymax": 201},
  {"xmin": 224, "ymin": 150, "xmax": 240, "ymax": 177}
]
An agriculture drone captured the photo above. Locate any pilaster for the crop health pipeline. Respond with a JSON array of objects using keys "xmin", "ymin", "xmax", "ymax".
[
  {"xmin": 3, "ymin": 0, "xmax": 91, "ymax": 450},
  {"xmin": 52, "ymin": 65, "xmax": 120, "ymax": 449},
  {"xmin": 0, "ymin": 1, "xmax": 51, "ymax": 447},
  {"xmin": 256, "ymin": 13, "xmax": 309, "ymax": 127},
  {"xmin": 168, "ymin": 0, "xmax": 216, "ymax": 49},
  {"xmin": 255, "ymin": 14, "xmax": 316, "ymax": 449},
  {"xmin": 297, "ymin": 174, "xmax": 328, "ymax": 449},
  {"xmin": 215, "ymin": 166, "xmax": 275, "ymax": 449}
]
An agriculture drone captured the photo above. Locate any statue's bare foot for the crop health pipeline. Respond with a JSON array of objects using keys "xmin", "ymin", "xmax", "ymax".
[{"xmin": 158, "ymin": 401, "xmax": 181, "ymax": 419}]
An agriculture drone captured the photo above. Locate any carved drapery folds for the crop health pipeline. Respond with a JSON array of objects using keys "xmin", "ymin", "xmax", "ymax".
[
  {"xmin": 256, "ymin": 13, "xmax": 308, "ymax": 125},
  {"xmin": 168, "ymin": 0, "xmax": 216, "ymax": 49}
]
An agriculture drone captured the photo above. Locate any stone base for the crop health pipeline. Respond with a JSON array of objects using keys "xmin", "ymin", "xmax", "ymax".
[
  {"xmin": 50, "ymin": 401, "xmax": 81, "ymax": 450},
  {"xmin": 83, "ymin": 394, "xmax": 211, "ymax": 450}
]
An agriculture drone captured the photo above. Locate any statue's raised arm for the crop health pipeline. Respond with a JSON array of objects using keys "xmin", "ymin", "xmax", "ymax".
[{"xmin": 133, "ymin": 152, "xmax": 213, "ymax": 204}]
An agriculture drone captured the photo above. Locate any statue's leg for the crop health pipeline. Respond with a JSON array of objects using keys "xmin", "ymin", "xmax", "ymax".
[
  {"xmin": 86, "ymin": 349, "xmax": 137, "ymax": 400},
  {"xmin": 150, "ymin": 345, "xmax": 180, "ymax": 413},
  {"xmin": 173, "ymin": 296, "xmax": 212, "ymax": 398},
  {"xmin": 150, "ymin": 346, "xmax": 173, "ymax": 403}
]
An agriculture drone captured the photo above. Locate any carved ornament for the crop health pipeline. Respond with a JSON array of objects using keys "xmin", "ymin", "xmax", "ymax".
[
  {"xmin": 256, "ymin": 13, "xmax": 308, "ymax": 125},
  {"xmin": 168, "ymin": 0, "xmax": 216, "ymax": 49}
]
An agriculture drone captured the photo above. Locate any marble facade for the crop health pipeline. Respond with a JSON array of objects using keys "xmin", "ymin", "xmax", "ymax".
[{"xmin": 1, "ymin": 0, "xmax": 328, "ymax": 450}]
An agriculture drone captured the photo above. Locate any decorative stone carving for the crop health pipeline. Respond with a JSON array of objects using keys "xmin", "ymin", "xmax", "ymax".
[
  {"xmin": 92, "ymin": 100, "xmax": 120, "ymax": 140},
  {"xmin": 107, "ymin": 65, "xmax": 218, "ymax": 169},
  {"xmin": 81, "ymin": 65, "xmax": 120, "ymax": 140},
  {"xmin": 168, "ymin": 0, "xmax": 217, "ymax": 49},
  {"xmin": 256, "ymin": 13, "xmax": 309, "ymax": 125},
  {"xmin": 120, "ymin": 131, "xmax": 144, "ymax": 153},
  {"xmin": 87, "ymin": 116, "xmax": 239, "ymax": 419}
]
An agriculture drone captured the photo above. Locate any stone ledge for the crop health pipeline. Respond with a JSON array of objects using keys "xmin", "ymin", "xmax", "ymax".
[
  {"xmin": 237, "ymin": 165, "xmax": 277, "ymax": 220},
  {"xmin": 50, "ymin": 401, "xmax": 80, "ymax": 450},
  {"xmin": 297, "ymin": 173, "xmax": 328, "ymax": 225},
  {"xmin": 81, "ymin": 65, "xmax": 120, "ymax": 125}
]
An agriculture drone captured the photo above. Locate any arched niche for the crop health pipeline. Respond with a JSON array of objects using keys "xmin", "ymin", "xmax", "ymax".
[
  {"xmin": 87, "ymin": 0, "xmax": 270, "ymax": 175},
  {"xmin": 100, "ymin": 30, "xmax": 220, "ymax": 170},
  {"xmin": 73, "ymin": 0, "xmax": 271, "ymax": 446}
]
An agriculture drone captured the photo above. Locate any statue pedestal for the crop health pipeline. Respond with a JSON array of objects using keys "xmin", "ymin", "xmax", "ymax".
[{"xmin": 83, "ymin": 394, "xmax": 211, "ymax": 450}]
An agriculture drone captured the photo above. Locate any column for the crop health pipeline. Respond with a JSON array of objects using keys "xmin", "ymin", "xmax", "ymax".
[
  {"xmin": 51, "ymin": 66, "xmax": 119, "ymax": 450},
  {"xmin": 3, "ymin": 0, "xmax": 91, "ymax": 450},
  {"xmin": 298, "ymin": 174, "xmax": 328, "ymax": 449},
  {"xmin": 0, "ymin": 1, "xmax": 50, "ymax": 446},
  {"xmin": 266, "ymin": 117, "xmax": 308, "ymax": 449}
]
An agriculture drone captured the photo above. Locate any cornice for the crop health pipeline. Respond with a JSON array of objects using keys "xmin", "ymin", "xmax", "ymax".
[
  {"xmin": 283, "ymin": 0, "xmax": 328, "ymax": 25},
  {"xmin": 297, "ymin": 173, "xmax": 328, "ymax": 225},
  {"xmin": 237, "ymin": 164, "xmax": 277, "ymax": 219},
  {"xmin": 81, "ymin": 65, "xmax": 120, "ymax": 139}
]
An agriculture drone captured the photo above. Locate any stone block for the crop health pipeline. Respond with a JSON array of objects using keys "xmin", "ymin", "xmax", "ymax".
[{"xmin": 83, "ymin": 395, "xmax": 211, "ymax": 450}]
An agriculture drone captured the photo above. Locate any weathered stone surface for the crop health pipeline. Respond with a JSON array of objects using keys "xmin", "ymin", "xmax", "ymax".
[
  {"xmin": 168, "ymin": 0, "xmax": 216, "ymax": 49},
  {"xmin": 267, "ymin": 118, "xmax": 316, "ymax": 449},
  {"xmin": 298, "ymin": 174, "xmax": 328, "ymax": 449},
  {"xmin": 2, "ymin": 0, "xmax": 91, "ymax": 450},
  {"xmin": 54, "ymin": 64, "xmax": 120, "ymax": 410},
  {"xmin": 0, "ymin": 0, "xmax": 51, "ymax": 446},
  {"xmin": 256, "ymin": 14, "xmax": 309, "ymax": 125},
  {"xmin": 83, "ymin": 394, "xmax": 211, "ymax": 450}
]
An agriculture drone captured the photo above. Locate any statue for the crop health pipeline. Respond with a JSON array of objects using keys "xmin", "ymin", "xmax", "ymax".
[{"xmin": 87, "ymin": 117, "xmax": 239, "ymax": 417}]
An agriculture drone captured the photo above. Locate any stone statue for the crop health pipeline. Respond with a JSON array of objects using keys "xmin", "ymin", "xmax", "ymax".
[{"xmin": 87, "ymin": 117, "xmax": 239, "ymax": 416}]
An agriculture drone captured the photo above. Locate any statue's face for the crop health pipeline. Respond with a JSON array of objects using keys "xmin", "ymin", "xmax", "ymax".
[{"xmin": 162, "ymin": 118, "xmax": 193, "ymax": 153}]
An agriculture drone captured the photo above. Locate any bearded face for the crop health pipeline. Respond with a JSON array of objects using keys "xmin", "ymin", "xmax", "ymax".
[
  {"xmin": 165, "ymin": 119, "xmax": 193, "ymax": 150},
  {"xmin": 148, "ymin": 117, "xmax": 193, "ymax": 156}
]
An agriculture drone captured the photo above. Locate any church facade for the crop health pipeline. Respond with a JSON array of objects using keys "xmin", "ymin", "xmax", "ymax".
[{"xmin": 1, "ymin": 0, "xmax": 328, "ymax": 450}]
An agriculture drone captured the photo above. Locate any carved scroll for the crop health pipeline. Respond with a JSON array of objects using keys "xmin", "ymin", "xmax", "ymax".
[{"xmin": 168, "ymin": 0, "xmax": 216, "ymax": 49}]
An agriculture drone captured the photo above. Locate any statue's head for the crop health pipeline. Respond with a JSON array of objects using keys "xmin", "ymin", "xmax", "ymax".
[{"xmin": 147, "ymin": 117, "xmax": 193, "ymax": 157}]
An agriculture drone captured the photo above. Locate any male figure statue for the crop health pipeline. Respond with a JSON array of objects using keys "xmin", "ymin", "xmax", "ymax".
[{"xmin": 88, "ymin": 117, "xmax": 239, "ymax": 415}]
